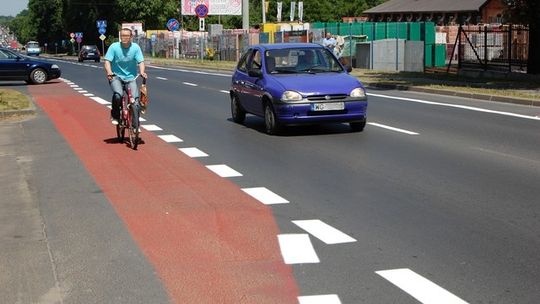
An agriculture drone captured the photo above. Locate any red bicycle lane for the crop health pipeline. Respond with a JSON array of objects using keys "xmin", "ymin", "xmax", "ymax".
[{"xmin": 29, "ymin": 80, "xmax": 300, "ymax": 303}]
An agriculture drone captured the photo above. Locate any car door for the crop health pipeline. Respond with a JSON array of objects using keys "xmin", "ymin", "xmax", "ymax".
[
  {"xmin": 232, "ymin": 50, "xmax": 252, "ymax": 111},
  {"xmin": 242, "ymin": 49, "xmax": 266, "ymax": 115},
  {"xmin": 0, "ymin": 49, "xmax": 28, "ymax": 80}
]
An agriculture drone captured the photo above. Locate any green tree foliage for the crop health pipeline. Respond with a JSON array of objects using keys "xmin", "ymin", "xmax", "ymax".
[{"xmin": 503, "ymin": 0, "xmax": 539, "ymax": 74}]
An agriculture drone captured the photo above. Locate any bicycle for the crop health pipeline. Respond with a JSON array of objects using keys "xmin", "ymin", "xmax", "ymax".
[{"xmin": 114, "ymin": 75, "xmax": 146, "ymax": 150}]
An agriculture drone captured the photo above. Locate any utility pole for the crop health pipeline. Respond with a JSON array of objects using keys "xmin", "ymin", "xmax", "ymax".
[
  {"xmin": 243, "ymin": 0, "xmax": 249, "ymax": 29},
  {"xmin": 262, "ymin": 0, "xmax": 266, "ymax": 24}
]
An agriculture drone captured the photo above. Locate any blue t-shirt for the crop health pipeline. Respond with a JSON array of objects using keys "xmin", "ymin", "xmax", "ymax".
[{"xmin": 104, "ymin": 42, "xmax": 144, "ymax": 81}]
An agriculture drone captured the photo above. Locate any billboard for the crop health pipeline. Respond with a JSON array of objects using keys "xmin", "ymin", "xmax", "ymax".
[{"xmin": 182, "ymin": 0, "xmax": 242, "ymax": 16}]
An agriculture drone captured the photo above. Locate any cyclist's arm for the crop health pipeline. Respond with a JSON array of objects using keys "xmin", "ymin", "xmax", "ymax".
[
  {"xmin": 138, "ymin": 61, "xmax": 147, "ymax": 79},
  {"xmin": 104, "ymin": 60, "xmax": 114, "ymax": 80}
]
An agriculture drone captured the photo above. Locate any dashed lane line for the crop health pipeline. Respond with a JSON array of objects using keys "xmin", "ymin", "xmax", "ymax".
[
  {"xmin": 158, "ymin": 134, "xmax": 183, "ymax": 143},
  {"xmin": 368, "ymin": 122, "xmax": 419, "ymax": 135},
  {"xmin": 206, "ymin": 164, "xmax": 243, "ymax": 177},
  {"xmin": 90, "ymin": 96, "xmax": 111, "ymax": 105},
  {"xmin": 292, "ymin": 220, "xmax": 357, "ymax": 245},
  {"xmin": 182, "ymin": 82, "xmax": 198, "ymax": 87},
  {"xmin": 141, "ymin": 124, "xmax": 163, "ymax": 131},
  {"xmin": 156, "ymin": 77, "xmax": 168, "ymax": 80},
  {"xmin": 298, "ymin": 294, "xmax": 342, "ymax": 304},
  {"xmin": 278, "ymin": 234, "xmax": 320, "ymax": 264},
  {"xmin": 179, "ymin": 147, "xmax": 209, "ymax": 158},
  {"xmin": 241, "ymin": 187, "xmax": 289, "ymax": 205},
  {"xmin": 376, "ymin": 268, "xmax": 469, "ymax": 304}
]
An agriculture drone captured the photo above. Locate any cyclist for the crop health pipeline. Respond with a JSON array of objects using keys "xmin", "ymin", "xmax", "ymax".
[{"xmin": 104, "ymin": 27, "xmax": 147, "ymax": 125}]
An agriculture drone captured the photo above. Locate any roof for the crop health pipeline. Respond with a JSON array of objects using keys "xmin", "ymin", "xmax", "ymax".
[
  {"xmin": 364, "ymin": 0, "xmax": 489, "ymax": 14},
  {"xmin": 257, "ymin": 43, "xmax": 323, "ymax": 50}
]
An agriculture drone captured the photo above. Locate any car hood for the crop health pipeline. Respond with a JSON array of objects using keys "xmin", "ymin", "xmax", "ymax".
[{"xmin": 271, "ymin": 73, "xmax": 362, "ymax": 96}]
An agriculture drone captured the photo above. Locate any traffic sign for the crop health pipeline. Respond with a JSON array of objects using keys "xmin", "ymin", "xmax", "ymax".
[
  {"xmin": 70, "ymin": 38, "xmax": 75, "ymax": 43},
  {"xmin": 195, "ymin": 4, "xmax": 209, "ymax": 18},
  {"xmin": 70, "ymin": 32, "xmax": 75, "ymax": 38},
  {"xmin": 166, "ymin": 18, "xmax": 180, "ymax": 31},
  {"xmin": 75, "ymin": 32, "xmax": 83, "ymax": 38},
  {"xmin": 96, "ymin": 20, "xmax": 107, "ymax": 28},
  {"xmin": 99, "ymin": 35, "xmax": 106, "ymax": 41},
  {"xmin": 76, "ymin": 37, "xmax": 82, "ymax": 43},
  {"xmin": 98, "ymin": 27, "xmax": 106, "ymax": 35}
]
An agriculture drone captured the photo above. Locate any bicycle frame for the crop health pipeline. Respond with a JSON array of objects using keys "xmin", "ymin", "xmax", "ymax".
[{"xmin": 115, "ymin": 76, "xmax": 143, "ymax": 150}]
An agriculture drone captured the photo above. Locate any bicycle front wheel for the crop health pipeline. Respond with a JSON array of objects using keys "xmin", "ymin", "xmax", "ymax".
[
  {"xmin": 116, "ymin": 124, "xmax": 125, "ymax": 143},
  {"xmin": 128, "ymin": 104, "xmax": 140, "ymax": 150}
]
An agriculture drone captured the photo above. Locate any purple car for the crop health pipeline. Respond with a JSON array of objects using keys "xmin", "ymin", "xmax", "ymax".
[{"xmin": 230, "ymin": 43, "xmax": 368, "ymax": 134}]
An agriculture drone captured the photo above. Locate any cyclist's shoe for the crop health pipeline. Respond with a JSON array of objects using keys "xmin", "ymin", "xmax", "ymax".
[{"xmin": 111, "ymin": 118, "xmax": 119, "ymax": 125}]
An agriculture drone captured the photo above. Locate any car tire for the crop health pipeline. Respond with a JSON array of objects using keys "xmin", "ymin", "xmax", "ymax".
[
  {"xmin": 95, "ymin": 59, "xmax": 100, "ymax": 63},
  {"xmin": 78, "ymin": 58, "xmax": 82, "ymax": 62},
  {"xmin": 231, "ymin": 95, "xmax": 246, "ymax": 124},
  {"xmin": 264, "ymin": 103, "xmax": 280, "ymax": 135},
  {"xmin": 350, "ymin": 119, "xmax": 366, "ymax": 132},
  {"xmin": 29, "ymin": 68, "xmax": 48, "ymax": 84}
]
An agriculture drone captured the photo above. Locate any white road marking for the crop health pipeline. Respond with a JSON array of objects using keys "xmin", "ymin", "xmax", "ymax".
[
  {"xmin": 278, "ymin": 234, "xmax": 320, "ymax": 264},
  {"xmin": 83, "ymin": 93, "xmax": 94, "ymax": 97},
  {"xmin": 292, "ymin": 220, "xmax": 356, "ymax": 244},
  {"xmin": 179, "ymin": 147, "xmax": 209, "ymax": 158},
  {"xmin": 158, "ymin": 134, "xmax": 183, "ymax": 143},
  {"xmin": 241, "ymin": 187, "xmax": 289, "ymax": 205},
  {"xmin": 156, "ymin": 77, "xmax": 168, "ymax": 80},
  {"xmin": 147, "ymin": 65, "xmax": 231, "ymax": 77},
  {"xmin": 73, "ymin": 87, "xmax": 83, "ymax": 90},
  {"xmin": 106, "ymin": 105, "xmax": 112, "ymax": 109},
  {"xmin": 139, "ymin": 117, "xmax": 147, "ymax": 122},
  {"xmin": 141, "ymin": 124, "xmax": 163, "ymax": 131},
  {"xmin": 90, "ymin": 97, "xmax": 111, "ymax": 105},
  {"xmin": 206, "ymin": 164, "xmax": 243, "ymax": 177},
  {"xmin": 182, "ymin": 82, "xmax": 198, "ymax": 87},
  {"xmin": 298, "ymin": 294, "xmax": 342, "ymax": 304},
  {"xmin": 376, "ymin": 268, "xmax": 469, "ymax": 304},
  {"xmin": 220, "ymin": 90, "xmax": 229, "ymax": 94},
  {"xmin": 69, "ymin": 84, "xmax": 78, "ymax": 87},
  {"xmin": 368, "ymin": 92, "xmax": 540, "ymax": 121},
  {"xmin": 77, "ymin": 90, "xmax": 88, "ymax": 93},
  {"xmin": 368, "ymin": 122, "xmax": 419, "ymax": 135}
]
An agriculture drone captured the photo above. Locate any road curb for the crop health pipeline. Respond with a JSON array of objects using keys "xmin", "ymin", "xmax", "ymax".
[
  {"xmin": 365, "ymin": 83, "xmax": 540, "ymax": 107},
  {"xmin": 0, "ymin": 96, "xmax": 37, "ymax": 120}
]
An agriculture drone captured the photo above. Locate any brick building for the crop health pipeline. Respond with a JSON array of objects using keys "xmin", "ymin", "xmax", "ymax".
[{"xmin": 363, "ymin": 0, "xmax": 507, "ymax": 25}]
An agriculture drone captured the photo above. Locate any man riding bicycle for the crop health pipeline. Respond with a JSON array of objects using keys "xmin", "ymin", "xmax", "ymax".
[{"xmin": 104, "ymin": 28, "xmax": 147, "ymax": 125}]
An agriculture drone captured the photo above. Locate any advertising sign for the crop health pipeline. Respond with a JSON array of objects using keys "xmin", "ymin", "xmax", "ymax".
[{"xmin": 181, "ymin": 0, "xmax": 241, "ymax": 16}]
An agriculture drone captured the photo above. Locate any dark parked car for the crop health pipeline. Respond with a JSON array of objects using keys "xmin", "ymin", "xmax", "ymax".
[
  {"xmin": 0, "ymin": 47, "xmax": 61, "ymax": 84},
  {"xmin": 78, "ymin": 45, "xmax": 100, "ymax": 62},
  {"xmin": 230, "ymin": 43, "xmax": 368, "ymax": 134}
]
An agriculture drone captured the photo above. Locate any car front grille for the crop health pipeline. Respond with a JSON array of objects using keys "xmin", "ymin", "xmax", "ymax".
[{"xmin": 307, "ymin": 94, "xmax": 348, "ymax": 101}]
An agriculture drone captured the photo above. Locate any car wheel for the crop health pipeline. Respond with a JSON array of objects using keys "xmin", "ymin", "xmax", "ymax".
[
  {"xmin": 350, "ymin": 119, "xmax": 366, "ymax": 132},
  {"xmin": 231, "ymin": 95, "xmax": 246, "ymax": 124},
  {"xmin": 78, "ymin": 58, "xmax": 82, "ymax": 62},
  {"xmin": 29, "ymin": 68, "xmax": 48, "ymax": 84},
  {"xmin": 95, "ymin": 59, "xmax": 100, "ymax": 63},
  {"xmin": 264, "ymin": 103, "xmax": 280, "ymax": 135}
]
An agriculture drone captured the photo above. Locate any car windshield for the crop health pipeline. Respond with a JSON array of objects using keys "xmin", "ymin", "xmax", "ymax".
[
  {"xmin": 265, "ymin": 47, "xmax": 343, "ymax": 74},
  {"xmin": 83, "ymin": 46, "xmax": 97, "ymax": 50},
  {"xmin": 27, "ymin": 42, "xmax": 39, "ymax": 48}
]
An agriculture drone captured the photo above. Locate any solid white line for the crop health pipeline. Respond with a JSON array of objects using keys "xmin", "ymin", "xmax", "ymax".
[
  {"xmin": 368, "ymin": 92, "xmax": 540, "ymax": 121},
  {"xmin": 220, "ymin": 90, "xmax": 229, "ymax": 94},
  {"xmin": 182, "ymin": 82, "xmax": 198, "ymax": 87},
  {"xmin": 376, "ymin": 268, "xmax": 469, "ymax": 304},
  {"xmin": 158, "ymin": 134, "xmax": 183, "ymax": 143},
  {"xmin": 298, "ymin": 294, "xmax": 342, "ymax": 304},
  {"xmin": 241, "ymin": 187, "xmax": 289, "ymax": 205},
  {"xmin": 206, "ymin": 164, "xmax": 243, "ymax": 177},
  {"xmin": 292, "ymin": 220, "xmax": 356, "ymax": 244},
  {"xmin": 278, "ymin": 234, "xmax": 320, "ymax": 264},
  {"xmin": 90, "ymin": 97, "xmax": 111, "ymax": 105},
  {"xmin": 83, "ymin": 93, "xmax": 94, "ymax": 97},
  {"xmin": 179, "ymin": 147, "xmax": 209, "ymax": 158},
  {"xmin": 156, "ymin": 77, "xmax": 168, "ymax": 80},
  {"xmin": 141, "ymin": 124, "xmax": 163, "ymax": 131},
  {"xmin": 368, "ymin": 122, "xmax": 419, "ymax": 135}
]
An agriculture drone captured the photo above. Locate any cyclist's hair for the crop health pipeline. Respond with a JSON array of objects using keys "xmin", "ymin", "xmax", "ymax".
[{"xmin": 120, "ymin": 28, "xmax": 133, "ymax": 36}]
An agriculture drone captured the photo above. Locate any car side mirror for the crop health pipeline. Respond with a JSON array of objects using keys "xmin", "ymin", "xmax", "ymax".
[
  {"xmin": 345, "ymin": 65, "xmax": 353, "ymax": 73},
  {"xmin": 248, "ymin": 69, "xmax": 263, "ymax": 78}
]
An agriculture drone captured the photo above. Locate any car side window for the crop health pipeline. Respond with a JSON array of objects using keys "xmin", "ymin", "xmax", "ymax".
[
  {"xmin": 249, "ymin": 50, "xmax": 262, "ymax": 70},
  {"xmin": 0, "ymin": 50, "xmax": 8, "ymax": 59},
  {"xmin": 237, "ymin": 50, "xmax": 250, "ymax": 73}
]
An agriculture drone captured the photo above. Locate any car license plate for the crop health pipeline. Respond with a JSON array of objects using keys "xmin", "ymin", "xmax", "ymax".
[
  {"xmin": 88, "ymin": 53, "xmax": 95, "ymax": 55},
  {"xmin": 311, "ymin": 102, "xmax": 344, "ymax": 111}
]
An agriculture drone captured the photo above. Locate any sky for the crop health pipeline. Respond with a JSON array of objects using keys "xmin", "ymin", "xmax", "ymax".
[{"xmin": 0, "ymin": 0, "xmax": 29, "ymax": 17}]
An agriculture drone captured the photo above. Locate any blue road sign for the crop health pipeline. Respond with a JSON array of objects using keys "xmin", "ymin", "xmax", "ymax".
[
  {"xmin": 98, "ymin": 27, "xmax": 106, "ymax": 35},
  {"xmin": 96, "ymin": 20, "xmax": 107, "ymax": 28},
  {"xmin": 166, "ymin": 18, "xmax": 180, "ymax": 31},
  {"xmin": 195, "ymin": 4, "xmax": 209, "ymax": 18}
]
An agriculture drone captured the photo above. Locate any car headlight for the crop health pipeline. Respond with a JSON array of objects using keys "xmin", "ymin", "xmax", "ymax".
[
  {"xmin": 350, "ymin": 88, "xmax": 366, "ymax": 98},
  {"xmin": 281, "ymin": 90, "xmax": 303, "ymax": 102},
  {"xmin": 51, "ymin": 64, "xmax": 60, "ymax": 69}
]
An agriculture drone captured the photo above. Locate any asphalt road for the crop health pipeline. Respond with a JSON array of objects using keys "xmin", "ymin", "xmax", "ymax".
[{"xmin": 40, "ymin": 57, "xmax": 540, "ymax": 303}]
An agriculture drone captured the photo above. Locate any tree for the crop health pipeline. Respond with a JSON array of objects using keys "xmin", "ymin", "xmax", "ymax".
[{"xmin": 503, "ymin": 0, "xmax": 539, "ymax": 74}]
